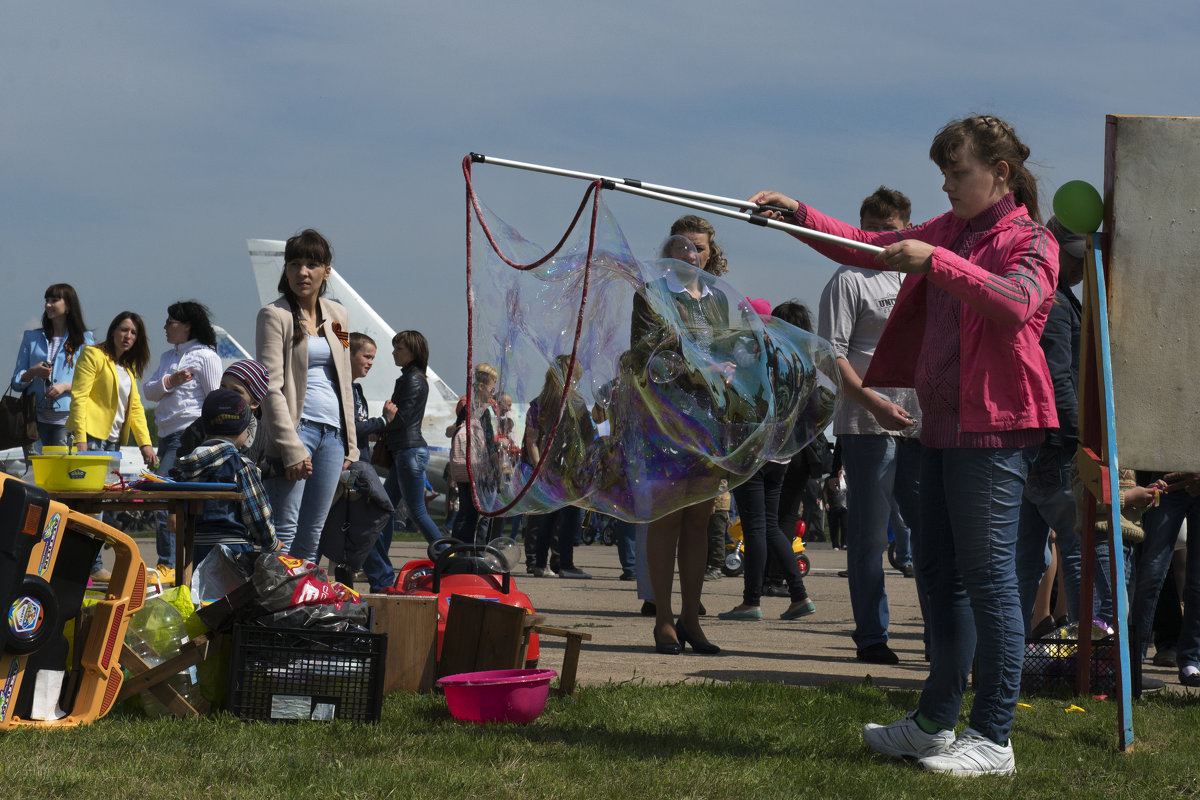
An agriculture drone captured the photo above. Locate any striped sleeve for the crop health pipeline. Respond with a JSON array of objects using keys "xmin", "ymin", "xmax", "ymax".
[{"xmin": 926, "ymin": 219, "xmax": 1058, "ymax": 327}]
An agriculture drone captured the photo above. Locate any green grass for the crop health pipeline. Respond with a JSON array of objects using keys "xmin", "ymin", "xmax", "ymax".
[{"xmin": 2, "ymin": 681, "xmax": 1197, "ymax": 799}]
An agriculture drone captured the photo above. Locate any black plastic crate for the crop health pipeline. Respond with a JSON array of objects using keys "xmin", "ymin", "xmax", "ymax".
[
  {"xmin": 1022, "ymin": 637, "xmax": 1117, "ymax": 694},
  {"xmin": 227, "ymin": 624, "xmax": 386, "ymax": 723}
]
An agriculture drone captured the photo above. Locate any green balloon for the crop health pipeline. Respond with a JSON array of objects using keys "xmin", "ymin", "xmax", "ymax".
[{"xmin": 1052, "ymin": 180, "xmax": 1103, "ymax": 234}]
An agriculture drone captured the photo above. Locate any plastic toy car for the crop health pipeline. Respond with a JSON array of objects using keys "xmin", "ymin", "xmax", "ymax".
[
  {"xmin": 1, "ymin": 473, "xmax": 148, "ymax": 729},
  {"xmin": 723, "ymin": 519, "xmax": 810, "ymax": 578},
  {"xmin": 394, "ymin": 538, "xmax": 539, "ymax": 666}
]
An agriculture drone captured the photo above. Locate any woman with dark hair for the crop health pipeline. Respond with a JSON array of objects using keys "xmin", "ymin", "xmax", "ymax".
[
  {"xmin": 142, "ymin": 300, "xmax": 223, "ymax": 579},
  {"xmin": 381, "ymin": 330, "xmax": 442, "ymax": 543},
  {"xmin": 718, "ymin": 299, "xmax": 817, "ymax": 624},
  {"xmin": 256, "ymin": 228, "xmax": 358, "ymax": 561},
  {"xmin": 67, "ymin": 311, "xmax": 157, "ymax": 464},
  {"xmin": 10, "ymin": 283, "xmax": 93, "ymax": 450},
  {"xmin": 361, "ymin": 329, "xmax": 440, "ymax": 592}
]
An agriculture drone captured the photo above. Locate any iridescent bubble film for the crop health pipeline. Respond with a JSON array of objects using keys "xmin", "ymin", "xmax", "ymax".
[{"xmin": 466, "ymin": 190, "xmax": 839, "ymax": 522}]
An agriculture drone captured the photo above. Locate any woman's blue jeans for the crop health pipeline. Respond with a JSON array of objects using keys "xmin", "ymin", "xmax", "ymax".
[
  {"xmin": 1015, "ymin": 442, "xmax": 1082, "ymax": 632},
  {"xmin": 732, "ymin": 461, "xmax": 808, "ymax": 605},
  {"xmin": 384, "ymin": 446, "xmax": 442, "ymax": 544},
  {"xmin": 36, "ymin": 421, "xmax": 69, "ymax": 449},
  {"xmin": 452, "ymin": 481, "xmax": 480, "ymax": 544},
  {"xmin": 86, "ymin": 437, "xmax": 121, "ymax": 571},
  {"xmin": 916, "ymin": 445, "xmax": 1035, "ymax": 746},
  {"xmin": 267, "ymin": 419, "xmax": 346, "ymax": 562},
  {"xmin": 153, "ymin": 429, "xmax": 184, "ymax": 567},
  {"xmin": 1131, "ymin": 491, "xmax": 1200, "ymax": 666}
]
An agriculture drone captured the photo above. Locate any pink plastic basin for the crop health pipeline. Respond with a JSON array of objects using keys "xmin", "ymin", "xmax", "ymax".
[{"xmin": 436, "ymin": 668, "xmax": 558, "ymax": 724}]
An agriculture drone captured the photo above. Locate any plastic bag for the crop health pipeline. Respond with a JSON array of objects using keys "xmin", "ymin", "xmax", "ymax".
[
  {"xmin": 191, "ymin": 544, "xmax": 256, "ymax": 605},
  {"xmin": 252, "ymin": 554, "xmax": 363, "ymax": 613}
]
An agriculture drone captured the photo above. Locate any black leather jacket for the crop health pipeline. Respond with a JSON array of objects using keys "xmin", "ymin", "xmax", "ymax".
[{"xmin": 383, "ymin": 364, "xmax": 429, "ymax": 451}]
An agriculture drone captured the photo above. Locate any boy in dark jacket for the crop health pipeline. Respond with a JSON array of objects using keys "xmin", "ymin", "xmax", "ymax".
[{"xmin": 172, "ymin": 389, "xmax": 282, "ymax": 564}]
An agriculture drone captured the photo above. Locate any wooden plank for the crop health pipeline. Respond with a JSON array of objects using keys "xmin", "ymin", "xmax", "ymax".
[
  {"xmin": 438, "ymin": 595, "xmax": 529, "ymax": 678},
  {"xmin": 532, "ymin": 625, "xmax": 592, "ymax": 697},
  {"xmin": 365, "ymin": 594, "xmax": 438, "ymax": 693},
  {"xmin": 1075, "ymin": 447, "xmax": 1112, "ymax": 504},
  {"xmin": 117, "ymin": 643, "xmax": 205, "ymax": 717}
]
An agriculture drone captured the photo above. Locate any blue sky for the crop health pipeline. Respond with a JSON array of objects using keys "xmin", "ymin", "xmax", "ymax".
[{"xmin": 3, "ymin": 2, "xmax": 1196, "ymax": 393}]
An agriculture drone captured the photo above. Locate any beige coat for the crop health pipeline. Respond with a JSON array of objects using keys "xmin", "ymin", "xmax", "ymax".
[{"xmin": 255, "ymin": 296, "xmax": 359, "ymax": 467}]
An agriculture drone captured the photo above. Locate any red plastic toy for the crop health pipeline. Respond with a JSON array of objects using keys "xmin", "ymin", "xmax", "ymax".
[{"xmin": 393, "ymin": 539, "xmax": 539, "ymax": 666}]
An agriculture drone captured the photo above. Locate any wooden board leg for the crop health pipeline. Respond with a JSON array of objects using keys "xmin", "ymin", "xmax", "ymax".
[{"xmin": 532, "ymin": 625, "xmax": 592, "ymax": 698}]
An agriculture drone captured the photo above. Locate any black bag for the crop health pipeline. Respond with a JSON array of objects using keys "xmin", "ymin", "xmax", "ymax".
[
  {"xmin": 318, "ymin": 460, "xmax": 395, "ymax": 571},
  {"xmin": 800, "ymin": 431, "xmax": 833, "ymax": 476},
  {"xmin": 0, "ymin": 387, "xmax": 37, "ymax": 450}
]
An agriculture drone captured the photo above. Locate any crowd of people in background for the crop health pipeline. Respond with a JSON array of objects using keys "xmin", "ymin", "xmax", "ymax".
[{"xmin": 10, "ymin": 114, "xmax": 1200, "ymax": 779}]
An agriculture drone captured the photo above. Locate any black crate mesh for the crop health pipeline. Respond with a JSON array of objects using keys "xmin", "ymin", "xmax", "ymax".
[
  {"xmin": 227, "ymin": 624, "xmax": 386, "ymax": 723},
  {"xmin": 1022, "ymin": 637, "xmax": 1117, "ymax": 693}
]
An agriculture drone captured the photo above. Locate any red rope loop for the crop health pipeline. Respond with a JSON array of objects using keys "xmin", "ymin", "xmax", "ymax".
[{"xmin": 462, "ymin": 155, "xmax": 601, "ymax": 517}]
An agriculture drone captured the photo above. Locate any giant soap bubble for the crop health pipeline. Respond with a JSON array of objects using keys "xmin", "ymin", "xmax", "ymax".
[{"xmin": 464, "ymin": 174, "xmax": 839, "ymax": 523}]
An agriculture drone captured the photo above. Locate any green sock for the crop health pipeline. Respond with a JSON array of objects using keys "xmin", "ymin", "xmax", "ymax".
[{"xmin": 914, "ymin": 712, "xmax": 947, "ymax": 734}]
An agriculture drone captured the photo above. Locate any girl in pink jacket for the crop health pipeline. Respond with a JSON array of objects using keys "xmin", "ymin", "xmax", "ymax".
[{"xmin": 752, "ymin": 114, "xmax": 1058, "ymax": 777}]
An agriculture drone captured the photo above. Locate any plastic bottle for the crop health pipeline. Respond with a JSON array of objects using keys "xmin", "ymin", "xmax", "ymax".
[{"xmin": 123, "ymin": 596, "xmax": 203, "ymax": 716}]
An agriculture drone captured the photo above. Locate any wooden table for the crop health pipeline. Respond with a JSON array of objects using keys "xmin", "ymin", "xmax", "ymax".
[{"xmin": 47, "ymin": 488, "xmax": 243, "ymax": 588}]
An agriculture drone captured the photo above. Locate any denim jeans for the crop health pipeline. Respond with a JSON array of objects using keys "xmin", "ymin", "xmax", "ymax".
[
  {"xmin": 36, "ymin": 421, "xmax": 68, "ymax": 449},
  {"xmin": 916, "ymin": 445, "xmax": 1035, "ymax": 746},
  {"xmin": 86, "ymin": 437, "xmax": 121, "ymax": 572},
  {"xmin": 383, "ymin": 445, "xmax": 442, "ymax": 544},
  {"xmin": 266, "ymin": 419, "xmax": 346, "ymax": 561},
  {"xmin": 840, "ymin": 434, "xmax": 922, "ymax": 649},
  {"xmin": 451, "ymin": 481, "xmax": 480, "ymax": 544},
  {"xmin": 194, "ymin": 541, "xmax": 254, "ymax": 566},
  {"xmin": 1014, "ymin": 443, "xmax": 1081, "ymax": 633},
  {"xmin": 732, "ymin": 462, "xmax": 808, "ymax": 605},
  {"xmin": 1093, "ymin": 540, "xmax": 1134, "ymax": 625},
  {"xmin": 613, "ymin": 519, "xmax": 638, "ymax": 574},
  {"xmin": 535, "ymin": 506, "xmax": 582, "ymax": 570},
  {"xmin": 1131, "ymin": 491, "xmax": 1200, "ymax": 665},
  {"xmin": 362, "ymin": 519, "xmax": 397, "ymax": 593},
  {"xmin": 889, "ymin": 498, "xmax": 912, "ymax": 567},
  {"xmin": 153, "ymin": 429, "xmax": 185, "ymax": 567}
]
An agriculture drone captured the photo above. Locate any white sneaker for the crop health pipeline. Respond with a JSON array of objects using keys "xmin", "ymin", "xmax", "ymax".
[
  {"xmin": 917, "ymin": 728, "xmax": 1015, "ymax": 776},
  {"xmin": 862, "ymin": 711, "xmax": 955, "ymax": 759}
]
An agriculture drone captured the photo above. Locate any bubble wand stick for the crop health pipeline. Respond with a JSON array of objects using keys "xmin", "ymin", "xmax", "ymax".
[{"xmin": 469, "ymin": 153, "xmax": 884, "ymax": 256}]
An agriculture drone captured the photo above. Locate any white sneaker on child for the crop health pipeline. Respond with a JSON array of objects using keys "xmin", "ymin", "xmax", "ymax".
[
  {"xmin": 917, "ymin": 727, "xmax": 1015, "ymax": 776},
  {"xmin": 862, "ymin": 711, "xmax": 955, "ymax": 759}
]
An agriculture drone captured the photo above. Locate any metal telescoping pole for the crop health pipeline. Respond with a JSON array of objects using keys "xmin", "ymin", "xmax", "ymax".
[{"xmin": 469, "ymin": 153, "xmax": 884, "ymax": 256}]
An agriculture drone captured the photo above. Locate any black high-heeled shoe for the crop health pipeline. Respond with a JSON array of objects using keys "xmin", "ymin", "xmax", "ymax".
[
  {"xmin": 675, "ymin": 619, "xmax": 720, "ymax": 655},
  {"xmin": 653, "ymin": 626, "xmax": 682, "ymax": 655}
]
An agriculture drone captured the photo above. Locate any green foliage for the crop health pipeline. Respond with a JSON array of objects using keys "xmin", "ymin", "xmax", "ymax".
[{"xmin": 1, "ymin": 682, "xmax": 1197, "ymax": 799}]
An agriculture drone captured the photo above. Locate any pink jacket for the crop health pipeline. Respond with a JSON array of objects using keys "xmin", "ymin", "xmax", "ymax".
[{"xmin": 794, "ymin": 202, "xmax": 1059, "ymax": 434}]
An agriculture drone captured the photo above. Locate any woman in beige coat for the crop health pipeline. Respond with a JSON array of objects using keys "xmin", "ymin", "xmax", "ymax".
[{"xmin": 255, "ymin": 229, "xmax": 358, "ymax": 560}]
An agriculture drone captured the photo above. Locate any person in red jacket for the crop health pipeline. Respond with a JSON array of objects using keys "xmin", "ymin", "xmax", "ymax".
[{"xmin": 751, "ymin": 114, "xmax": 1058, "ymax": 777}]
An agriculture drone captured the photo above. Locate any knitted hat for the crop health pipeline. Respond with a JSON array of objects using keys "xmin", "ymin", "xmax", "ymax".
[
  {"xmin": 202, "ymin": 389, "xmax": 252, "ymax": 437},
  {"xmin": 222, "ymin": 359, "xmax": 269, "ymax": 405},
  {"xmin": 1046, "ymin": 216, "xmax": 1086, "ymax": 260},
  {"xmin": 745, "ymin": 297, "xmax": 772, "ymax": 317}
]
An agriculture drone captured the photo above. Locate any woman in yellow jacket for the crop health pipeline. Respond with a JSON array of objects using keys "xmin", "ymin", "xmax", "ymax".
[{"xmin": 68, "ymin": 311, "xmax": 158, "ymax": 468}]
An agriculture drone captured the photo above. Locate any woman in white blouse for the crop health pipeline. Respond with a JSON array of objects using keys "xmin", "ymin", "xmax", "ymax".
[{"xmin": 142, "ymin": 300, "xmax": 222, "ymax": 575}]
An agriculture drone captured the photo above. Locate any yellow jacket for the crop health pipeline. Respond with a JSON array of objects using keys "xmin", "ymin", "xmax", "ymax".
[{"xmin": 67, "ymin": 345, "xmax": 152, "ymax": 447}]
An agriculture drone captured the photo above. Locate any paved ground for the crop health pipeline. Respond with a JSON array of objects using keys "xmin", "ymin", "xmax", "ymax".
[{"xmin": 129, "ymin": 535, "xmax": 1181, "ymax": 695}]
